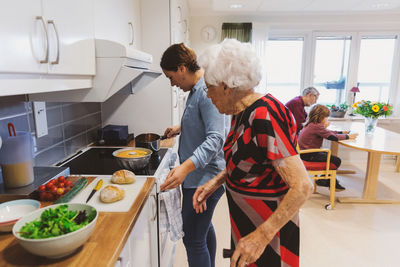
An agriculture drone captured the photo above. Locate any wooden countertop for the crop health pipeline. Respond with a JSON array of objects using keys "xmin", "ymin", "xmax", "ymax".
[{"xmin": 0, "ymin": 177, "xmax": 155, "ymax": 267}]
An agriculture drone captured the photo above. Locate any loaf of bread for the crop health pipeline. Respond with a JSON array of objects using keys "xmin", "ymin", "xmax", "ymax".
[
  {"xmin": 111, "ymin": 169, "xmax": 136, "ymax": 184},
  {"xmin": 100, "ymin": 185, "xmax": 125, "ymax": 203}
]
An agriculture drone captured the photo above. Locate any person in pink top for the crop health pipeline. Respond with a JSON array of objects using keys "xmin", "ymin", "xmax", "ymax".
[{"xmin": 298, "ymin": 104, "xmax": 358, "ymax": 191}]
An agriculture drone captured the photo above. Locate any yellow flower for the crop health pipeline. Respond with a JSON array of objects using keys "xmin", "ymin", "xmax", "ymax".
[
  {"xmin": 352, "ymin": 102, "xmax": 358, "ymax": 108},
  {"xmin": 372, "ymin": 105, "xmax": 380, "ymax": 112}
]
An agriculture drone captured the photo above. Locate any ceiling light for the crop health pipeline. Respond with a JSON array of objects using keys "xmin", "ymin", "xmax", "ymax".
[{"xmin": 229, "ymin": 4, "xmax": 243, "ymax": 9}]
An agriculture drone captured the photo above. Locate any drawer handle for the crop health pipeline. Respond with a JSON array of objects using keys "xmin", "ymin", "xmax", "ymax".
[
  {"xmin": 36, "ymin": 16, "xmax": 49, "ymax": 64},
  {"xmin": 128, "ymin": 22, "xmax": 134, "ymax": 45},
  {"xmin": 48, "ymin": 20, "xmax": 60, "ymax": 65},
  {"xmin": 151, "ymin": 195, "xmax": 157, "ymax": 221}
]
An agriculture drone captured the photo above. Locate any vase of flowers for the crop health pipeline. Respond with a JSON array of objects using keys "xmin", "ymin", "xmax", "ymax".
[{"xmin": 352, "ymin": 100, "xmax": 393, "ymax": 134}]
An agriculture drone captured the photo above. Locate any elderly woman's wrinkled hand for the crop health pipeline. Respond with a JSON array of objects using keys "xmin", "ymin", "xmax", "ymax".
[
  {"xmin": 230, "ymin": 228, "xmax": 271, "ymax": 267},
  {"xmin": 192, "ymin": 178, "xmax": 221, "ymax": 213}
]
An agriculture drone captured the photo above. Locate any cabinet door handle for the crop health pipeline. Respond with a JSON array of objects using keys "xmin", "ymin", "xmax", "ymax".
[
  {"xmin": 36, "ymin": 16, "xmax": 49, "ymax": 64},
  {"xmin": 128, "ymin": 22, "xmax": 134, "ymax": 45},
  {"xmin": 173, "ymin": 87, "xmax": 179, "ymax": 108},
  {"xmin": 48, "ymin": 20, "xmax": 60, "ymax": 65},
  {"xmin": 151, "ymin": 195, "xmax": 157, "ymax": 221}
]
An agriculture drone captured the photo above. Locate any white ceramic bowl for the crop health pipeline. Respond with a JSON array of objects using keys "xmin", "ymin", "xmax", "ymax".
[
  {"xmin": 0, "ymin": 199, "xmax": 41, "ymax": 232},
  {"xmin": 12, "ymin": 203, "xmax": 98, "ymax": 258}
]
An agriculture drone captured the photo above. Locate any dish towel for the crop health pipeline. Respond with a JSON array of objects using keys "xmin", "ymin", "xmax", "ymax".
[{"xmin": 159, "ymin": 187, "xmax": 184, "ymax": 242}]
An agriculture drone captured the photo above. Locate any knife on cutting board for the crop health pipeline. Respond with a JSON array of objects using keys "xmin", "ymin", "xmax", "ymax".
[{"xmin": 86, "ymin": 179, "xmax": 103, "ymax": 203}]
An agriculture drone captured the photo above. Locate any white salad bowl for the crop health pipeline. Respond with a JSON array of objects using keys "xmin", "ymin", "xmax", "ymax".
[
  {"xmin": 12, "ymin": 203, "xmax": 98, "ymax": 259},
  {"xmin": 0, "ymin": 199, "xmax": 41, "ymax": 232}
]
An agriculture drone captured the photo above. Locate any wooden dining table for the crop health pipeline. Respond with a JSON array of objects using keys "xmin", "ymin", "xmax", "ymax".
[{"xmin": 328, "ymin": 121, "xmax": 400, "ymax": 204}]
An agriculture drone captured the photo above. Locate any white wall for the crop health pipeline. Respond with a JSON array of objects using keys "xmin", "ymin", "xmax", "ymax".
[{"xmin": 102, "ymin": 0, "xmax": 173, "ymax": 136}]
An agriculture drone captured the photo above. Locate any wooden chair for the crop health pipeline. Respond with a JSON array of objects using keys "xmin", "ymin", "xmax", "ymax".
[{"xmin": 298, "ymin": 146, "xmax": 338, "ymax": 210}]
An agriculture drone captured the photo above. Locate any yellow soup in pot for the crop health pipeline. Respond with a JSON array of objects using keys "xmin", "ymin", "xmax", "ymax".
[{"xmin": 116, "ymin": 149, "xmax": 149, "ymax": 158}]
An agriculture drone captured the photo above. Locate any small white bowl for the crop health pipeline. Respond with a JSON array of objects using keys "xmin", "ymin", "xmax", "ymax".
[
  {"xmin": 13, "ymin": 203, "xmax": 98, "ymax": 258},
  {"xmin": 0, "ymin": 199, "xmax": 41, "ymax": 232}
]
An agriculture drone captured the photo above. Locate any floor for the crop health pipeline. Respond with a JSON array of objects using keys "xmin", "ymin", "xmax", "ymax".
[{"xmin": 172, "ymin": 155, "xmax": 400, "ymax": 267}]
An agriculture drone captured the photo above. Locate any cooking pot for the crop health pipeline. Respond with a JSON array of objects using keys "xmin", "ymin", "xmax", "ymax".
[
  {"xmin": 135, "ymin": 133, "xmax": 167, "ymax": 152},
  {"xmin": 112, "ymin": 147, "xmax": 152, "ymax": 171}
]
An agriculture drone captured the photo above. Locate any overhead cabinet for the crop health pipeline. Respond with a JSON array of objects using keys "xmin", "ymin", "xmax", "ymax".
[
  {"xmin": 0, "ymin": 0, "xmax": 95, "ymax": 96},
  {"xmin": 94, "ymin": 0, "xmax": 138, "ymax": 49}
]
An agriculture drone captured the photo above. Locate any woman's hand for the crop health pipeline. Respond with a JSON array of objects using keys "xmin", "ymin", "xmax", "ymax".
[
  {"xmin": 164, "ymin": 125, "xmax": 181, "ymax": 138},
  {"xmin": 348, "ymin": 133, "xmax": 358, "ymax": 140},
  {"xmin": 193, "ymin": 169, "xmax": 227, "ymax": 213},
  {"xmin": 160, "ymin": 159, "xmax": 195, "ymax": 191},
  {"xmin": 230, "ymin": 228, "xmax": 271, "ymax": 267}
]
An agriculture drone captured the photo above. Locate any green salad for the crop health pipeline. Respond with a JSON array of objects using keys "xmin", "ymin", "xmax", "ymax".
[{"xmin": 19, "ymin": 204, "xmax": 96, "ymax": 239}]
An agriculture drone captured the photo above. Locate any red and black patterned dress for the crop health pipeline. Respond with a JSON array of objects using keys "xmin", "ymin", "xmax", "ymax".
[{"xmin": 224, "ymin": 94, "xmax": 299, "ymax": 267}]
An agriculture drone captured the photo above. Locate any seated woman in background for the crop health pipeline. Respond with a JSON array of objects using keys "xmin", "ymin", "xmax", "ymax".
[{"xmin": 298, "ymin": 104, "xmax": 358, "ymax": 191}]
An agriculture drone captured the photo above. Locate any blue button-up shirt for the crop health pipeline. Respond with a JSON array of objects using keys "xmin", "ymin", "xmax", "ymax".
[{"xmin": 179, "ymin": 77, "xmax": 230, "ymax": 188}]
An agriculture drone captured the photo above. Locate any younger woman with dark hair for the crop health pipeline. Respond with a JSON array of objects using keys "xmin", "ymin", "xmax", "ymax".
[
  {"xmin": 298, "ymin": 104, "xmax": 358, "ymax": 191},
  {"xmin": 160, "ymin": 43, "xmax": 229, "ymax": 267}
]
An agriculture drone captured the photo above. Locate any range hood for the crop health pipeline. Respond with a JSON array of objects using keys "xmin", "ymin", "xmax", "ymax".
[{"xmin": 29, "ymin": 39, "xmax": 161, "ymax": 102}]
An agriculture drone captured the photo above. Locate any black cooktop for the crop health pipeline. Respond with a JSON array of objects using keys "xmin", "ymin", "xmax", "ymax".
[{"xmin": 57, "ymin": 147, "xmax": 168, "ymax": 175}]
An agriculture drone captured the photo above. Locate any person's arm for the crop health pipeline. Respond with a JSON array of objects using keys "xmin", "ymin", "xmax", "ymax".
[
  {"xmin": 161, "ymin": 93, "xmax": 227, "ymax": 191},
  {"xmin": 164, "ymin": 125, "xmax": 181, "ymax": 138},
  {"xmin": 230, "ymin": 155, "xmax": 313, "ymax": 267},
  {"xmin": 317, "ymin": 124, "xmax": 349, "ymax": 141},
  {"xmin": 192, "ymin": 168, "xmax": 227, "ymax": 213},
  {"xmin": 188, "ymin": 93, "xmax": 227, "ymax": 169}
]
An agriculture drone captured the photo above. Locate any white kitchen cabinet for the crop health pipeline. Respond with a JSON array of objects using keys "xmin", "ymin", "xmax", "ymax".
[
  {"xmin": 116, "ymin": 185, "xmax": 158, "ymax": 267},
  {"xmin": 0, "ymin": 0, "xmax": 45, "ymax": 74},
  {"xmin": 42, "ymin": 0, "xmax": 95, "ymax": 75},
  {"xmin": 170, "ymin": 0, "xmax": 190, "ymax": 45},
  {"xmin": 94, "ymin": 0, "xmax": 140, "ymax": 50},
  {"xmin": 0, "ymin": 0, "xmax": 95, "ymax": 75}
]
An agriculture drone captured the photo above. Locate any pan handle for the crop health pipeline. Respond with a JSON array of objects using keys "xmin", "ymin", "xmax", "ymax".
[{"xmin": 160, "ymin": 135, "xmax": 168, "ymax": 140}]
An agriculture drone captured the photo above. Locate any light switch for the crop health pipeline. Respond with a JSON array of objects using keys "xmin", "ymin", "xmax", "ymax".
[{"xmin": 33, "ymin": 102, "xmax": 48, "ymax": 138}]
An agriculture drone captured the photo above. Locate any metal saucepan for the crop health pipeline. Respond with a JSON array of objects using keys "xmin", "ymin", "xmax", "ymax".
[
  {"xmin": 135, "ymin": 133, "xmax": 167, "ymax": 152},
  {"xmin": 112, "ymin": 147, "xmax": 152, "ymax": 170}
]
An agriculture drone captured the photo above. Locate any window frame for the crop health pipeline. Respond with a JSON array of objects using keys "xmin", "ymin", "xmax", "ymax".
[{"xmin": 266, "ymin": 30, "xmax": 400, "ymax": 115}]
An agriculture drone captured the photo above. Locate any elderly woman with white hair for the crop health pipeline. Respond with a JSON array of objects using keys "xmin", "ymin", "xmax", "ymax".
[{"xmin": 193, "ymin": 39, "xmax": 313, "ymax": 267}]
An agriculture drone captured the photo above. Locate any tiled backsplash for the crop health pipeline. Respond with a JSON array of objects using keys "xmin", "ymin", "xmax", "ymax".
[{"xmin": 0, "ymin": 97, "xmax": 102, "ymax": 170}]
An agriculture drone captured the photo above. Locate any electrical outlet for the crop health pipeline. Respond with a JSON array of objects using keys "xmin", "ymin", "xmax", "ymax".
[{"xmin": 33, "ymin": 102, "xmax": 48, "ymax": 138}]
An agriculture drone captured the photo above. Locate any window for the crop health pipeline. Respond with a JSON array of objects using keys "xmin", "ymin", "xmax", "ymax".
[
  {"xmin": 313, "ymin": 36, "xmax": 351, "ymax": 105},
  {"xmin": 265, "ymin": 37, "xmax": 304, "ymax": 104},
  {"xmin": 356, "ymin": 36, "xmax": 397, "ymax": 103},
  {"xmin": 261, "ymin": 31, "xmax": 399, "ymax": 113}
]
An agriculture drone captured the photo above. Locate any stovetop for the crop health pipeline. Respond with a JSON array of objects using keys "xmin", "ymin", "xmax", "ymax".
[{"xmin": 56, "ymin": 147, "xmax": 168, "ymax": 176}]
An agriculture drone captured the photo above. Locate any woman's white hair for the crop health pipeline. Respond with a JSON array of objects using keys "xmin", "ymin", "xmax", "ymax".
[{"xmin": 198, "ymin": 38, "xmax": 262, "ymax": 91}]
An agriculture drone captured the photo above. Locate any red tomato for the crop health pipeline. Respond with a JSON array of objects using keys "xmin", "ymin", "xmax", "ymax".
[
  {"xmin": 48, "ymin": 179, "xmax": 56, "ymax": 185},
  {"xmin": 58, "ymin": 182, "xmax": 65, "ymax": 188},
  {"xmin": 40, "ymin": 192, "xmax": 47, "ymax": 200},
  {"xmin": 64, "ymin": 188, "xmax": 70, "ymax": 193},
  {"xmin": 46, "ymin": 193, "xmax": 55, "ymax": 201},
  {"xmin": 58, "ymin": 176, "xmax": 65, "ymax": 183},
  {"xmin": 57, "ymin": 188, "xmax": 64, "ymax": 195},
  {"xmin": 38, "ymin": 185, "xmax": 46, "ymax": 192},
  {"xmin": 50, "ymin": 186, "xmax": 58, "ymax": 194},
  {"xmin": 46, "ymin": 182, "xmax": 53, "ymax": 190},
  {"xmin": 64, "ymin": 180, "xmax": 72, "ymax": 187}
]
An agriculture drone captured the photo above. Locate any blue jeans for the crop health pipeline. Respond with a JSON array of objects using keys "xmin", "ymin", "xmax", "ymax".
[{"xmin": 182, "ymin": 185, "xmax": 225, "ymax": 267}]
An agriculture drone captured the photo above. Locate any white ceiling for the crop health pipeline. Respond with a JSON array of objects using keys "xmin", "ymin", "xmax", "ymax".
[{"xmin": 188, "ymin": 0, "xmax": 400, "ymax": 16}]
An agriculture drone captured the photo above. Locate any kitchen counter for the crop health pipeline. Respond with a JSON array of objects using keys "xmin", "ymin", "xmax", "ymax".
[{"xmin": 0, "ymin": 177, "xmax": 155, "ymax": 267}]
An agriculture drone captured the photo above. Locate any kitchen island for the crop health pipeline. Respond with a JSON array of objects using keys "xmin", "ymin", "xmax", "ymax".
[{"xmin": 0, "ymin": 177, "xmax": 155, "ymax": 267}]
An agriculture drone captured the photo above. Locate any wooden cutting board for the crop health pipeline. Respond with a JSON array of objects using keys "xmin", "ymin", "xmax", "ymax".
[{"xmin": 68, "ymin": 175, "xmax": 148, "ymax": 212}]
